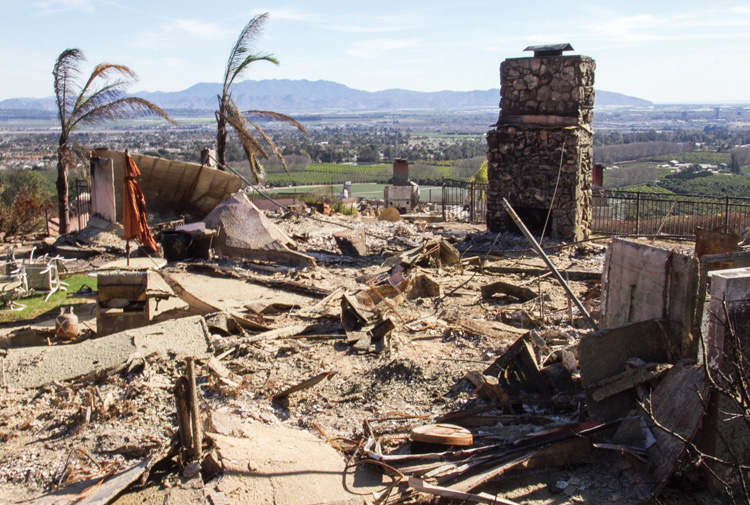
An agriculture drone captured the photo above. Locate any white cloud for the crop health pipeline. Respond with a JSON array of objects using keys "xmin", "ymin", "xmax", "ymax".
[
  {"xmin": 132, "ymin": 18, "xmax": 225, "ymax": 49},
  {"xmin": 172, "ymin": 19, "xmax": 224, "ymax": 38},
  {"xmin": 262, "ymin": 7, "xmax": 322, "ymax": 23},
  {"xmin": 255, "ymin": 6, "xmax": 425, "ymax": 34},
  {"xmin": 32, "ymin": 0, "xmax": 100, "ymax": 14},
  {"xmin": 325, "ymin": 14, "xmax": 422, "ymax": 33},
  {"xmin": 346, "ymin": 39, "xmax": 420, "ymax": 59},
  {"xmin": 584, "ymin": 10, "xmax": 750, "ymax": 44}
]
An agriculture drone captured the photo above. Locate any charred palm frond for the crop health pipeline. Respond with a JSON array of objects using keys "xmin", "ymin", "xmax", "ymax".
[
  {"xmin": 242, "ymin": 110, "xmax": 307, "ymax": 173},
  {"xmin": 52, "ymin": 48, "xmax": 176, "ymax": 234},
  {"xmin": 222, "ymin": 14, "xmax": 277, "ymax": 97},
  {"xmin": 215, "ymin": 13, "xmax": 307, "ymax": 172},
  {"xmin": 53, "ymin": 49, "xmax": 85, "ymax": 133},
  {"xmin": 219, "ymin": 102, "xmax": 269, "ymax": 183}
]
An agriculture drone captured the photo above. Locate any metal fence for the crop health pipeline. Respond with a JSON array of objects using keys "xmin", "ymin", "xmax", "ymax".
[
  {"xmin": 73, "ymin": 179, "xmax": 91, "ymax": 231},
  {"xmin": 441, "ymin": 178, "xmax": 487, "ymax": 223},
  {"xmin": 440, "ymin": 182, "xmax": 750, "ymax": 236},
  {"xmin": 592, "ymin": 190, "xmax": 750, "ymax": 236}
]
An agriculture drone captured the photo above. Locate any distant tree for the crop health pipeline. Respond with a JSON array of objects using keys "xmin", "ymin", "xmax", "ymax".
[
  {"xmin": 216, "ymin": 13, "xmax": 306, "ymax": 182},
  {"xmin": 53, "ymin": 48, "xmax": 175, "ymax": 233},
  {"xmin": 731, "ymin": 153, "xmax": 741, "ymax": 174},
  {"xmin": 356, "ymin": 145, "xmax": 379, "ymax": 163},
  {"xmin": 730, "ymin": 146, "xmax": 750, "ymax": 173}
]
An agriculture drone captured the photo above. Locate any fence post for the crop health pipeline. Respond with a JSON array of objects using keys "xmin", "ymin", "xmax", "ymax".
[
  {"xmin": 469, "ymin": 181, "xmax": 475, "ymax": 222},
  {"xmin": 76, "ymin": 180, "xmax": 82, "ymax": 231},
  {"xmin": 725, "ymin": 196, "xmax": 730, "ymax": 229},
  {"xmin": 442, "ymin": 176, "xmax": 446, "ymax": 222},
  {"xmin": 635, "ymin": 192, "xmax": 641, "ymax": 235}
]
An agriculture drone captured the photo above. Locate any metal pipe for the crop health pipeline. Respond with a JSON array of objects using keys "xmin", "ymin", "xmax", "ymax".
[{"xmin": 500, "ymin": 197, "xmax": 599, "ymax": 331}]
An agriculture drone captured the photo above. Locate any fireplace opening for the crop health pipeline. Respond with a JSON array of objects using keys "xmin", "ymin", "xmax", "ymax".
[{"xmin": 512, "ymin": 207, "xmax": 547, "ymax": 236}]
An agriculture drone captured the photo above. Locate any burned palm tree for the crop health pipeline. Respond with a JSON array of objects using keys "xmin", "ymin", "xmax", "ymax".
[
  {"xmin": 53, "ymin": 48, "xmax": 176, "ymax": 234},
  {"xmin": 216, "ymin": 13, "xmax": 306, "ymax": 182}
]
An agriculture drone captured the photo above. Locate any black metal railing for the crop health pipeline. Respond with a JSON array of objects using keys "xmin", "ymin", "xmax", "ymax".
[
  {"xmin": 441, "ymin": 182, "xmax": 750, "ymax": 237},
  {"xmin": 441, "ymin": 178, "xmax": 487, "ymax": 223},
  {"xmin": 592, "ymin": 190, "xmax": 750, "ymax": 236}
]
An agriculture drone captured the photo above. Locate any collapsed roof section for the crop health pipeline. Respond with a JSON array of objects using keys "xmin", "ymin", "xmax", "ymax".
[{"xmin": 91, "ymin": 149, "xmax": 244, "ymax": 222}]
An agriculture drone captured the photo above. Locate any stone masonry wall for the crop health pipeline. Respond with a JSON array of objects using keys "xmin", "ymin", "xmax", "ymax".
[
  {"xmin": 486, "ymin": 54, "xmax": 595, "ymax": 241},
  {"xmin": 500, "ymin": 56, "xmax": 595, "ymax": 123}
]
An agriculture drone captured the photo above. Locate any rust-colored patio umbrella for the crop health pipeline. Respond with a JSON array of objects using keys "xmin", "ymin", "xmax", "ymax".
[{"xmin": 123, "ymin": 151, "xmax": 158, "ymax": 258}]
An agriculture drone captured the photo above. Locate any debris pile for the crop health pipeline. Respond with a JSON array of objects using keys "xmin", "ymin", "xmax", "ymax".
[{"xmin": 1, "ymin": 177, "xmax": 748, "ymax": 505}]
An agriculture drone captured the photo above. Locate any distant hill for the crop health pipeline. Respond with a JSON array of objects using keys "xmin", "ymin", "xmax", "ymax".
[
  {"xmin": 595, "ymin": 90, "xmax": 652, "ymax": 107},
  {"xmin": 0, "ymin": 79, "xmax": 652, "ymax": 115}
]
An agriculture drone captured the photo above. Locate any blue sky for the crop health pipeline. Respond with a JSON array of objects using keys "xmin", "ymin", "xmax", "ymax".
[{"xmin": 1, "ymin": 0, "xmax": 748, "ymax": 103}]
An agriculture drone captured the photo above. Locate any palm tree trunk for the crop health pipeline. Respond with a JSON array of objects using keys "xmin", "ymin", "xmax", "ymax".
[
  {"xmin": 56, "ymin": 157, "xmax": 70, "ymax": 234},
  {"xmin": 216, "ymin": 107, "xmax": 227, "ymax": 170}
]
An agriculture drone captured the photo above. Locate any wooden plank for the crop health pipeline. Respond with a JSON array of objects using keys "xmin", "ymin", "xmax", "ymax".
[
  {"xmin": 409, "ymin": 477, "xmax": 520, "ymax": 505},
  {"xmin": 643, "ymin": 359, "xmax": 709, "ymax": 497},
  {"xmin": 481, "ymin": 280, "xmax": 537, "ymax": 302},
  {"xmin": 590, "ymin": 362, "xmax": 671, "ymax": 401},
  {"xmin": 273, "ymin": 370, "xmax": 337, "ymax": 399}
]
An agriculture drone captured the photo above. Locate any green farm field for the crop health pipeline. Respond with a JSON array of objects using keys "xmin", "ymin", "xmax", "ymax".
[{"xmin": 249, "ymin": 183, "xmax": 443, "ymax": 203}]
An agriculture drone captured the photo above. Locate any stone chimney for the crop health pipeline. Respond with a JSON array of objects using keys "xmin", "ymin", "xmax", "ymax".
[
  {"xmin": 485, "ymin": 44, "xmax": 595, "ymax": 241},
  {"xmin": 393, "ymin": 158, "xmax": 409, "ymax": 186}
]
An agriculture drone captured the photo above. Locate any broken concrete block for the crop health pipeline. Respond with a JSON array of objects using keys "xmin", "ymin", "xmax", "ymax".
[
  {"xmin": 639, "ymin": 360, "xmax": 709, "ymax": 497},
  {"xmin": 464, "ymin": 371, "xmax": 509, "ymax": 402},
  {"xmin": 333, "ymin": 228, "xmax": 368, "ymax": 257},
  {"xmin": 403, "ymin": 273, "xmax": 441, "ymax": 299},
  {"xmin": 601, "ymin": 238, "xmax": 698, "ymax": 356},
  {"xmin": 96, "ymin": 270, "xmax": 152, "ymax": 337},
  {"xmin": 207, "ymin": 421, "xmax": 382, "ymax": 504},
  {"xmin": 204, "ymin": 191, "xmax": 314, "ymax": 268},
  {"xmin": 697, "ymin": 268, "xmax": 750, "ymax": 491}
]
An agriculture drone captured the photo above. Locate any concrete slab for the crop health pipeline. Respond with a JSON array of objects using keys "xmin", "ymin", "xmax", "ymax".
[
  {"xmin": 166, "ymin": 271, "xmax": 317, "ymax": 315},
  {"xmin": 207, "ymin": 420, "xmax": 383, "ymax": 504},
  {"xmin": 1, "ymin": 315, "xmax": 210, "ymax": 389}
]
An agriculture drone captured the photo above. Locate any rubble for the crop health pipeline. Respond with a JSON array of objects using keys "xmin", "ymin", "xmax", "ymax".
[
  {"xmin": 204, "ymin": 191, "xmax": 315, "ymax": 268},
  {"xmin": 1, "ymin": 187, "xmax": 748, "ymax": 505}
]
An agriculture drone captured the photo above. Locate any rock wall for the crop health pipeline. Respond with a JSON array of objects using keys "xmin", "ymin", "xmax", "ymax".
[
  {"xmin": 486, "ymin": 54, "xmax": 595, "ymax": 241},
  {"xmin": 500, "ymin": 56, "xmax": 595, "ymax": 123}
]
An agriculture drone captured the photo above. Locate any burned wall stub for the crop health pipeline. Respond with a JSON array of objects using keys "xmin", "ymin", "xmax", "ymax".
[{"xmin": 486, "ymin": 46, "xmax": 595, "ymax": 241}]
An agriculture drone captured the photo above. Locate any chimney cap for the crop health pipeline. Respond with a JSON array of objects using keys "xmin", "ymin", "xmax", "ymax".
[{"xmin": 523, "ymin": 43, "xmax": 574, "ymax": 57}]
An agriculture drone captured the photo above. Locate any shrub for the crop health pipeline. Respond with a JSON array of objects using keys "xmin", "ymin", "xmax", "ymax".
[{"xmin": 0, "ymin": 169, "xmax": 55, "ymax": 235}]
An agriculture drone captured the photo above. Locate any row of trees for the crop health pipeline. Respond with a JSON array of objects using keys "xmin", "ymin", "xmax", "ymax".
[
  {"xmin": 594, "ymin": 141, "xmax": 694, "ymax": 164},
  {"xmin": 52, "ymin": 13, "xmax": 302, "ymax": 234},
  {"xmin": 594, "ymin": 127, "xmax": 750, "ymax": 148}
]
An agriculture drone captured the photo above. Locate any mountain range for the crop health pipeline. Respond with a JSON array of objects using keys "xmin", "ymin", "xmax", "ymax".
[{"xmin": 0, "ymin": 79, "xmax": 652, "ymax": 116}]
